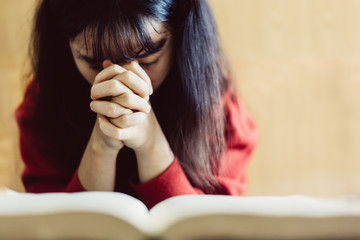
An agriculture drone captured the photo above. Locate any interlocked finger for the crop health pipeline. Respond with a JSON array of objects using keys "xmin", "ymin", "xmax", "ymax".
[
  {"xmin": 112, "ymin": 92, "xmax": 151, "ymax": 113},
  {"xmin": 110, "ymin": 112, "xmax": 147, "ymax": 128},
  {"xmin": 90, "ymin": 100, "xmax": 133, "ymax": 118},
  {"xmin": 91, "ymin": 79, "xmax": 132, "ymax": 100},
  {"xmin": 112, "ymin": 70, "xmax": 150, "ymax": 99},
  {"xmin": 98, "ymin": 115, "xmax": 135, "ymax": 140},
  {"xmin": 94, "ymin": 64, "xmax": 127, "ymax": 84}
]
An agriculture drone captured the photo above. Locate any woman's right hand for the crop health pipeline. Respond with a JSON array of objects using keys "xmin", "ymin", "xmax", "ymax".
[{"xmin": 77, "ymin": 60, "xmax": 151, "ymax": 191}]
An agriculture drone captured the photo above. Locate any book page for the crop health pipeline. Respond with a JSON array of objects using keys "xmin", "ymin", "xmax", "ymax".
[
  {"xmin": 147, "ymin": 194, "xmax": 360, "ymax": 239},
  {"xmin": 0, "ymin": 190, "xmax": 150, "ymax": 239},
  {"xmin": 0, "ymin": 187, "xmax": 18, "ymax": 196},
  {"xmin": 0, "ymin": 190, "xmax": 149, "ymax": 227}
]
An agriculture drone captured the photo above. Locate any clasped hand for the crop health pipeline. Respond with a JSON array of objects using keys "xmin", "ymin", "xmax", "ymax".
[{"xmin": 89, "ymin": 60, "xmax": 156, "ymax": 152}]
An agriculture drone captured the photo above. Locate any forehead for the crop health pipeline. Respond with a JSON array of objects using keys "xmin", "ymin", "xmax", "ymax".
[{"xmin": 70, "ymin": 20, "xmax": 169, "ymax": 56}]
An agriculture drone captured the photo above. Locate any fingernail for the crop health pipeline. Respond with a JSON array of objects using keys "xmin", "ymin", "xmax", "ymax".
[
  {"xmin": 98, "ymin": 117, "xmax": 102, "ymax": 123},
  {"xmin": 90, "ymin": 101, "xmax": 93, "ymax": 109}
]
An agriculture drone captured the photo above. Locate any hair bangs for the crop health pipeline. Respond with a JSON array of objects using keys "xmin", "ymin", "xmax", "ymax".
[{"xmin": 78, "ymin": 16, "xmax": 160, "ymax": 65}]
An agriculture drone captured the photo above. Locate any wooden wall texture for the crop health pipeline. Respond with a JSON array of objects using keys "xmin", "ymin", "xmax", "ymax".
[{"xmin": 0, "ymin": 0, "xmax": 359, "ymax": 197}]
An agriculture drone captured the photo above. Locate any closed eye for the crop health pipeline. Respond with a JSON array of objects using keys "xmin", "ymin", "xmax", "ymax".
[
  {"xmin": 88, "ymin": 62, "xmax": 103, "ymax": 71},
  {"xmin": 74, "ymin": 36, "xmax": 168, "ymax": 71},
  {"xmin": 87, "ymin": 58, "xmax": 159, "ymax": 71},
  {"xmin": 76, "ymin": 54, "xmax": 103, "ymax": 71},
  {"xmin": 140, "ymin": 58, "xmax": 159, "ymax": 68},
  {"xmin": 76, "ymin": 51, "xmax": 160, "ymax": 71}
]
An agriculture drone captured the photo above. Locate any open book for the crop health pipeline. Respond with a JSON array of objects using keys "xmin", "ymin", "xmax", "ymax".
[{"xmin": 0, "ymin": 188, "xmax": 360, "ymax": 240}]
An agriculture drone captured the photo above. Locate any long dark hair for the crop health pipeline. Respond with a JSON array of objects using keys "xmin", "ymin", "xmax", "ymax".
[{"xmin": 29, "ymin": 0, "xmax": 231, "ymax": 192}]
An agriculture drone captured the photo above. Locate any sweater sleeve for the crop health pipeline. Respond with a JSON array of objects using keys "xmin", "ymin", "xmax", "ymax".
[
  {"xmin": 216, "ymin": 90, "xmax": 259, "ymax": 195},
  {"xmin": 15, "ymin": 81, "xmax": 86, "ymax": 193},
  {"xmin": 131, "ymin": 89, "xmax": 259, "ymax": 209}
]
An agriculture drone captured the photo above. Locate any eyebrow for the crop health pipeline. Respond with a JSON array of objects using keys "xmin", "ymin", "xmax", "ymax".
[{"xmin": 76, "ymin": 37, "xmax": 168, "ymax": 64}]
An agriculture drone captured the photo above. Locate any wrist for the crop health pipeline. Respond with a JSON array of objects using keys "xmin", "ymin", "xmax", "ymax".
[
  {"xmin": 134, "ymin": 124, "xmax": 166, "ymax": 157},
  {"xmin": 78, "ymin": 133, "xmax": 119, "ymax": 191},
  {"xmin": 134, "ymin": 127, "xmax": 174, "ymax": 183},
  {"xmin": 91, "ymin": 133, "xmax": 122, "ymax": 157},
  {"xmin": 133, "ymin": 111, "xmax": 164, "ymax": 155},
  {"xmin": 92, "ymin": 118, "xmax": 124, "ymax": 155}
]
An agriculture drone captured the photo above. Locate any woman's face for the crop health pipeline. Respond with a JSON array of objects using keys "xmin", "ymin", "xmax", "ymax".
[{"xmin": 69, "ymin": 21, "xmax": 173, "ymax": 91}]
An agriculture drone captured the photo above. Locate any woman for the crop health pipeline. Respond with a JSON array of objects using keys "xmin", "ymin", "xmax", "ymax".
[{"xmin": 16, "ymin": 0, "xmax": 258, "ymax": 209}]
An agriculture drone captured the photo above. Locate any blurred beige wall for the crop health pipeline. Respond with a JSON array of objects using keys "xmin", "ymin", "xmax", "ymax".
[
  {"xmin": 0, "ymin": 0, "xmax": 37, "ymax": 191},
  {"xmin": 210, "ymin": 0, "xmax": 360, "ymax": 197},
  {"xmin": 0, "ymin": 0, "xmax": 359, "ymax": 197}
]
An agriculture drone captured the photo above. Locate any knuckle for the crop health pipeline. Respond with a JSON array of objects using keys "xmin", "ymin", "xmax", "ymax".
[
  {"xmin": 115, "ymin": 129, "xmax": 122, "ymax": 139},
  {"xmin": 134, "ymin": 113, "xmax": 144, "ymax": 124},
  {"xmin": 129, "ymin": 61, "xmax": 137, "ymax": 67},
  {"xmin": 144, "ymin": 103, "xmax": 151, "ymax": 112},
  {"xmin": 127, "ymin": 70, "xmax": 137, "ymax": 79},
  {"xmin": 108, "ymin": 104, "xmax": 118, "ymax": 116},
  {"xmin": 121, "ymin": 92, "xmax": 131, "ymax": 104},
  {"xmin": 110, "ymin": 64, "xmax": 121, "ymax": 73},
  {"xmin": 138, "ymin": 112, "xmax": 147, "ymax": 121},
  {"xmin": 119, "ymin": 71, "xmax": 129, "ymax": 81},
  {"xmin": 123, "ymin": 70, "xmax": 132, "ymax": 79},
  {"xmin": 98, "ymin": 120, "xmax": 104, "ymax": 130},
  {"xmin": 120, "ymin": 115, "xmax": 129, "ymax": 126},
  {"xmin": 109, "ymin": 80, "xmax": 119, "ymax": 92}
]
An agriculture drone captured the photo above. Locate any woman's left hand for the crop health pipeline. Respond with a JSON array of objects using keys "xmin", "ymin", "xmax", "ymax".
[
  {"xmin": 90, "ymin": 60, "xmax": 174, "ymax": 183},
  {"xmin": 90, "ymin": 60, "xmax": 157, "ymax": 152}
]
